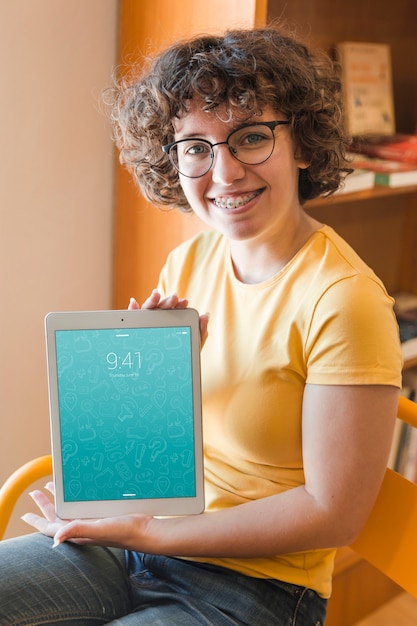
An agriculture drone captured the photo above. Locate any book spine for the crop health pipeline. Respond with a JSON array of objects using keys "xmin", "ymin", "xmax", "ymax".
[
  {"xmin": 374, "ymin": 173, "xmax": 390, "ymax": 186},
  {"xmin": 355, "ymin": 144, "xmax": 417, "ymax": 165}
]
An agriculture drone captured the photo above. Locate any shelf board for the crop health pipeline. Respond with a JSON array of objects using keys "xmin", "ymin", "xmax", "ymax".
[
  {"xmin": 308, "ymin": 184, "xmax": 417, "ymax": 209},
  {"xmin": 404, "ymin": 356, "xmax": 417, "ymax": 370}
]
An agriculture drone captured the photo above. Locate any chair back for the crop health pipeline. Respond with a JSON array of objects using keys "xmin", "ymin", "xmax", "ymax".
[
  {"xmin": 0, "ymin": 455, "xmax": 52, "ymax": 540},
  {"xmin": 350, "ymin": 395, "xmax": 417, "ymax": 598}
]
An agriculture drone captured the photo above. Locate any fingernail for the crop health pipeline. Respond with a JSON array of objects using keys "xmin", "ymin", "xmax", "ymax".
[{"xmin": 52, "ymin": 538, "xmax": 61, "ymax": 548}]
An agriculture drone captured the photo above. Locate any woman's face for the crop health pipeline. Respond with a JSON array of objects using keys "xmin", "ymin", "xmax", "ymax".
[{"xmin": 172, "ymin": 103, "xmax": 308, "ymax": 245}]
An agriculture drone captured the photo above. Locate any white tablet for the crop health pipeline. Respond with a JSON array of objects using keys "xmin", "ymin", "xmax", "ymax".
[{"xmin": 45, "ymin": 308, "xmax": 204, "ymax": 518}]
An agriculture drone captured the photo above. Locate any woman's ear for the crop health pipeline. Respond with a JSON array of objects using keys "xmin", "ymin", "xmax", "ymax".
[{"xmin": 293, "ymin": 144, "xmax": 309, "ymax": 170}]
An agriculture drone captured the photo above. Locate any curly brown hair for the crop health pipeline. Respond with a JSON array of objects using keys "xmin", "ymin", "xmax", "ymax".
[{"xmin": 108, "ymin": 26, "xmax": 352, "ymax": 212}]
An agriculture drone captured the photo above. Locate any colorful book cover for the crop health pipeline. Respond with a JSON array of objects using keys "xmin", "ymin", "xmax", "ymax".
[
  {"xmin": 349, "ymin": 133, "xmax": 417, "ymax": 164},
  {"xmin": 336, "ymin": 41, "xmax": 395, "ymax": 137}
]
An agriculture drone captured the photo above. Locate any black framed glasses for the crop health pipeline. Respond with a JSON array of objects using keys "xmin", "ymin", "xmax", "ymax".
[{"xmin": 162, "ymin": 120, "xmax": 290, "ymax": 178}]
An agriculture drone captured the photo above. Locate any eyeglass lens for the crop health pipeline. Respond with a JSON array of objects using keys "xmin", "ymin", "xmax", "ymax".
[{"xmin": 168, "ymin": 123, "xmax": 276, "ymax": 178}]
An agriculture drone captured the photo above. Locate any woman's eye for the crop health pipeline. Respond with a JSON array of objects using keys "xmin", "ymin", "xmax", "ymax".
[
  {"xmin": 242, "ymin": 132, "xmax": 266, "ymax": 145},
  {"xmin": 185, "ymin": 142, "xmax": 211, "ymax": 156}
]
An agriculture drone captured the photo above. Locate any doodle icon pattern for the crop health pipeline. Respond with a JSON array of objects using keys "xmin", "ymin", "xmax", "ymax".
[{"xmin": 55, "ymin": 326, "xmax": 196, "ymax": 502}]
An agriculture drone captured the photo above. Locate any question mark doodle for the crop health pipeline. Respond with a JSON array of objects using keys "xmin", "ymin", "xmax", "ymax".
[
  {"xmin": 149, "ymin": 437, "xmax": 167, "ymax": 462},
  {"xmin": 146, "ymin": 349, "xmax": 163, "ymax": 374},
  {"xmin": 62, "ymin": 440, "xmax": 78, "ymax": 465}
]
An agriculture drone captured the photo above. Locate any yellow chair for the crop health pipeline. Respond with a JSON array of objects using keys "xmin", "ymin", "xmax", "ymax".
[
  {"xmin": 349, "ymin": 394, "xmax": 417, "ymax": 598},
  {"xmin": 0, "ymin": 454, "xmax": 52, "ymax": 540}
]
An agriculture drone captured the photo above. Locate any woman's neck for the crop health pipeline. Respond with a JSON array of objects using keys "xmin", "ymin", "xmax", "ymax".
[{"xmin": 229, "ymin": 213, "xmax": 322, "ymax": 284}]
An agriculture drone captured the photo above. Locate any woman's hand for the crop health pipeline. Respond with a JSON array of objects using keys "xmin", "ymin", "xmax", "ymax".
[
  {"xmin": 130, "ymin": 289, "xmax": 188, "ymax": 311},
  {"xmin": 21, "ymin": 483, "xmax": 68, "ymax": 540},
  {"xmin": 129, "ymin": 290, "xmax": 209, "ymax": 348},
  {"xmin": 21, "ymin": 483, "xmax": 156, "ymax": 551}
]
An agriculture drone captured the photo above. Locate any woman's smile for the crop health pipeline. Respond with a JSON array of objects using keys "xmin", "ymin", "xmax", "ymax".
[{"xmin": 212, "ymin": 189, "xmax": 264, "ymax": 210}]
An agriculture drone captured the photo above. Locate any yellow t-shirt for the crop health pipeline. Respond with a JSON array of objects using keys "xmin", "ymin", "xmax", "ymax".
[{"xmin": 158, "ymin": 225, "xmax": 403, "ymax": 598}]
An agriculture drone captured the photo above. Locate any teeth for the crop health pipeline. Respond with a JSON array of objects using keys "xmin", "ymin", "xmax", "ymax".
[{"xmin": 214, "ymin": 192, "xmax": 258, "ymax": 209}]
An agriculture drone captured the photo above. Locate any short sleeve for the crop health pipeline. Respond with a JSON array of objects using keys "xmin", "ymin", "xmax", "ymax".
[{"xmin": 305, "ymin": 274, "xmax": 403, "ymax": 387}]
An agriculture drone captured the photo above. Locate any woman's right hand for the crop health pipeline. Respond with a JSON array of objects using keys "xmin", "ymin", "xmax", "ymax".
[{"xmin": 129, "ymin": 290, "xmax": 209, "ymax": 348}]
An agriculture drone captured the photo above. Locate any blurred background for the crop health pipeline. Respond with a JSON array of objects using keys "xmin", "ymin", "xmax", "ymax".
[
  {"xmin": 0, "ymin": 0, "xmax": 118, "ymax": 536},
  {"xmin": 0, "ymin": 0, "xmax": 255, "ymax": 538}
]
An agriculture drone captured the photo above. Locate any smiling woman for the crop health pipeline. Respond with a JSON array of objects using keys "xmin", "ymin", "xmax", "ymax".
[{"xmin": 0, "ymin": 24, "xmax": 402, "ymax": 626}]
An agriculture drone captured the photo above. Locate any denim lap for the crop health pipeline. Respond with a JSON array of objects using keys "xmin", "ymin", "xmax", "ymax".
[
  {"xmin": 122, "ymin": 552, "xmax": 327, "ymax": 626},
  {"xmin": 0, "ymin": 534, "xmax": 327, "ymax": 625},
  {"xmin": 0, "ymin": 533, "xmax": 130, "ymax": 626}
]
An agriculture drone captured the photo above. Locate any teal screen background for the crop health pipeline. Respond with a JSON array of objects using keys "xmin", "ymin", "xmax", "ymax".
[{"xmin": 55, "ymin": 326, "xmax": 196, "ymax": 501}]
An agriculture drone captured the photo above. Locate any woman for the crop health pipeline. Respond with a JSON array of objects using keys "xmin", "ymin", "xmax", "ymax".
[{"xmin": 0, "ymin": 26, "xmax": 402, "ymax": 626}]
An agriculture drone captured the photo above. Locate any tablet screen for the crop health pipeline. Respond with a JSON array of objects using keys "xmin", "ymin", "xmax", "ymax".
[{"xmin": 45, "ymin": 309, "xmax": 204, "ymax": 517}]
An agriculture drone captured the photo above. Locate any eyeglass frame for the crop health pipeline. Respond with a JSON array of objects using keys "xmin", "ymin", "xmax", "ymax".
[{"xmin": 161, "ymin": 120, "xmax": 291, "ymax": 178}]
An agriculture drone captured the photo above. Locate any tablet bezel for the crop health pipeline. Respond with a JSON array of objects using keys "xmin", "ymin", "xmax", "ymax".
[{"xmin": 45, "ymin": 308, "xmax": 204, "ymax": 519}]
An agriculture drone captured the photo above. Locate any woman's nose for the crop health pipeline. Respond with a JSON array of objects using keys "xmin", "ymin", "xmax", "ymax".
[{"xmin": 210, "ymin": 144, "xmax": 246, "ymax": 184}]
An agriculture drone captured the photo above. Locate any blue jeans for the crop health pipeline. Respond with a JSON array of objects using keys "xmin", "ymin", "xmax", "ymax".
[{"xmin": 0, "ymin": 533, "xmax": 327, "ymax": 625}]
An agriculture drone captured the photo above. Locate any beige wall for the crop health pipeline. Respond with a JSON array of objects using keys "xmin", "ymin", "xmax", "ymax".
[{"xmin": 0, "ymin": 0, "xmax": 118, "ymax": 537}]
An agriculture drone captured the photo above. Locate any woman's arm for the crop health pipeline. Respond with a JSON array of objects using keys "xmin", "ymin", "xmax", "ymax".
[{"xmin": 24, "ymin": 383, "xmax": 398, "ymax": 556}]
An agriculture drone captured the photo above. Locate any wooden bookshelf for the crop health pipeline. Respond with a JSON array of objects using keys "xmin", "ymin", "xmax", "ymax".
[{"xmin": 113, "ymin": 1, "xmax": 417, "ymax": 623}]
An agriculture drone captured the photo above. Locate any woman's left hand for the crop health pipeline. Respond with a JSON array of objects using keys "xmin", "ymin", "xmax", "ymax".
[{"xmin": 22, "ymin": 483, "xmax": 156, "ymax": 551}]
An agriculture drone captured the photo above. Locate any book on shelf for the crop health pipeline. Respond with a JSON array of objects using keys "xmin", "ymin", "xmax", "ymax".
[
  {"xmin": 349, "ymin": 133, "xmax": 417, "ymax": 165},
  {"xmin": 389, "ymin": 290, "xmax": 417, "ymax": 479},
  {"xmin": 336, "ymin": 167, "xmax": 375, "ymax": 194},
  {"xmin": 398, "ymin": 423, "xmax": 417, "ymax": 482},
  {"xmin": 394, "ymin": 291, "xmax": 417, "ymax": 325},
  {"xmin": 394, "ymin": 292, "xmax": 417, "ymax": 365},
  {"xmin": 402, "ymin": 336, "xmax": 417, "ymax": 364},
  {"xmin": 347, "ymin": 153, "xmax": 417, "ymax": 188},
  {"xmin": 335, "ymin": 41, "xmax": 395, "ymax": 137}
]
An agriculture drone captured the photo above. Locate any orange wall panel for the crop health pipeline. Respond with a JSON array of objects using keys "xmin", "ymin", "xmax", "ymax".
[{"xmin": 113, "ymin": 0, "xmax": 266, "ymax": 306}]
